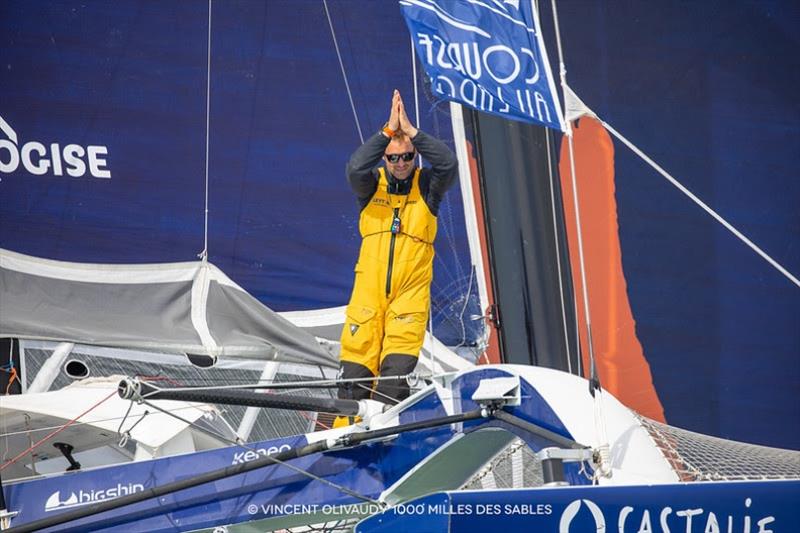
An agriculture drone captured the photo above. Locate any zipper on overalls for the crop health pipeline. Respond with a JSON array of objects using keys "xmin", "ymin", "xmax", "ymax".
[
  {"xmin": 386, "ymin": 206, "xmax": 400, "ymax": 296},
  {"xmin": 384, "ymin": 168, "xmax": 415, "ymax": 297}
]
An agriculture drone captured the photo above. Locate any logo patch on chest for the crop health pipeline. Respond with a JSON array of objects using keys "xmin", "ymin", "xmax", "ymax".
[{"xmin": 349, "ymin": 324, "xmax": 360, "ymax": 336}]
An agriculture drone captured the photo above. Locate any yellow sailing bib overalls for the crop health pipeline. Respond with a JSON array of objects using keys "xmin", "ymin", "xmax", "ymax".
[{"xmin": 339, "ymin": 167, "xmax": 437, "ymax": 376}]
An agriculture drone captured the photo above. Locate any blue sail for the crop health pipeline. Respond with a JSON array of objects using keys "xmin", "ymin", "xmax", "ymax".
[{"xmin": 0, "ymin": 0, "xmax": 483, "ymax": 348}]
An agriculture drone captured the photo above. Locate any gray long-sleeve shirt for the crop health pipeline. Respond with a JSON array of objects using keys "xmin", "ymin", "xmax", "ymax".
[{"xmin": 345, "ymin": 130, "xmax": 458, "ymax": 216}]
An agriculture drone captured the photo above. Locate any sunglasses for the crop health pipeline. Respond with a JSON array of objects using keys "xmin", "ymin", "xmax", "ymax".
[{"xmin": 385, "ymin": 152, "xmax": 415, "ymax": 163}]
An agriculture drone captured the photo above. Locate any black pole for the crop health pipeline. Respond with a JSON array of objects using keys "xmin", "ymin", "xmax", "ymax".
[
  {"xmin": 7, "ymin": 409, "xmax": 485, "ymax": 533},
  {"xmin": 118, "ymin": 379, "xmax": 361, "ymax": 416},
  {"xmin": 340, "ymin": 409, "xmax": 485, "ymax": 447},
  {"xmin": 493, "ymin": 410, "xmax": 587, "ymax": 450}
]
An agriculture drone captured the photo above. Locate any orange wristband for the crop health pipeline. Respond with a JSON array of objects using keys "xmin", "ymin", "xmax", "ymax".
[{"xmin": 382, "ymin": 123, "xmax": 396, "ymax": 138}]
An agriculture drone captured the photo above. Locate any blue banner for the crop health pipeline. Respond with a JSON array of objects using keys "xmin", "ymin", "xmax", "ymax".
[{"xmin": 400, "ymin": 0, "xmax": 564, "ymax": 130}]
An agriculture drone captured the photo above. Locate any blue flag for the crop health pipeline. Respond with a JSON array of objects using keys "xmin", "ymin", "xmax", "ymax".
[{"xmin": 400, "ymin": 0, "xmax": 565, "ymax": 131}]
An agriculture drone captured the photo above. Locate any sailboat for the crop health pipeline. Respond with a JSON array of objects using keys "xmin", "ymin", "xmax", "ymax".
[{"xmin": 1, "ymin": 0, "xmax": 798, "ymax": 531}]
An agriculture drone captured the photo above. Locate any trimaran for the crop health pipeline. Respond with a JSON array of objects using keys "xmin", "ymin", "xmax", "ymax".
[{"xmin": 1, "ymin": 1, "xmax": 799, "ymax": 532}]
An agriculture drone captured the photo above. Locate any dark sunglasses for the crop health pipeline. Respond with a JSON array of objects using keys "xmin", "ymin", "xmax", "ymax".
[{"xmin": 385, "ymin": 152, "xmax": 415, "ymax": 163}]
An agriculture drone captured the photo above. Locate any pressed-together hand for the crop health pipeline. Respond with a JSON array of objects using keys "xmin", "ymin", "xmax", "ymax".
[
  {"xmin": 386, "ymin": 90, "xmax": 401, "ymax": 132},
  {"xmin": 397, "ymin": 92, "xmax": 418, "ymax": 139}
]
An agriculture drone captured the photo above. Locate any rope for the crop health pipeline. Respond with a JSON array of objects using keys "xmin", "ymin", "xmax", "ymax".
[
  {"xmin": 566, "ymin": 132, "xmax": 599, "ymax": 381},
  {"xmin": 298, "ymin": 408, "xmax": 328, "ymax": 429},
  {"xmin": 116, "ymin": 409, "xmax": 148, "ymax": 449},
  {"xmin": 200, "ymin": 0, "xmax": 212, "ymax": 260},
  {"xmin": 0, "ymin": 389, "xmax": 118, "ymax": 471},
  {"xmin": 571, "ymin": 290, "xmax": 582, "ymax": 377},
  {"xmin": 599, "ymin": 119, "xmax": 800, "ymax": 288},
  {"xmin": 411, "ymin": 33, "xmax": 422, "ymax": 168},
  {"xmin": 411, "ymin": 35, "xmax": 420, "ymax": 127},
  {"xmin": 0, "ymin": 404, "xmax": 205, "ymax": 440},
  {"xmin": 323, "ymin": 0, "xmax": 363, "ymax": 144},
  {"xmin": 551, "ymin": 0, "xmax": 600, "ymax": 385},
  {"xmin": 114, "ymin": 398, "xmax": 136, "ymax": 444},
  {"xmin": 549, "ymin": 0, "xmax": 611, "ymax": 479},
  {"xmin": 549, "ymin": 0, "xmax": 598, "ymax": 385},
  {"xmin": 367, "ymin": 386, "xmax": 401, "ymax": 406},
  {"xmin": 1, "ymin": 340, "xmax": 18, "ymax": 395},
  {"xmin": 409, "ymin": 31, "xmax": 439, "ymax": 373},
  {"xmin": 3, "ymin": 368, "xmax": 18, "ymax": 396},
  {"xmin": 138, "ymin": 374, "xmax": 183, "ymax": 387},
  {"xmin": 141, "ymin": 399, "xmax": 243, "ymax": 445},
  {"xmin": 592, "ymin": 390, "xmax": 613, "ymax": 479}
]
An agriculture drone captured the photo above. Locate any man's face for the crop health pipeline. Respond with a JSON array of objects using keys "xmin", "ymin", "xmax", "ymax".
[{"xmin": 384, "ymin": 138, "xmax": 416, "ymax": 180}]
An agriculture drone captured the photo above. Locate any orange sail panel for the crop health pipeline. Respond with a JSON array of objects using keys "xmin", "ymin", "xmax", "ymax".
[
  {"xmin": 465, "ymin": 139, "xmax": 502, "ymax": 365},
  {"xmin": 559, "ymin": 117, "xmax": 665, "ymax": 422}
]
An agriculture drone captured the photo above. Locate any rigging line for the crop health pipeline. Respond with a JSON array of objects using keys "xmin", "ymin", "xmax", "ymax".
[
  {"xmin": 0, "ymin": 389, "xmax": 118, "ymax": 472},
  {"xmin": 3, "ymin": 368, "xmax": 18, "ymax": 396},
  {"xmin": 0, "ymin": 340, "xmax": 12, "ymax": 463},
  {"xmin": 549, "ymin": 0, "xmax": 597, "ymax": 384},
  {"xmin": 139, "ymin": 398, "xmax": 380, "ymax": 505},
  {"xmin": 550, "ymin": 0, "xmax": 612, "ymax": 479},
  {"xmin": 571, "ymin": 288, "xmax": 583, "ymax": 378},
  {"xmin": 114, "ymin": 397, "xmax": 135, "ymax": 438},
  {"xmin": 549, "ymin": 0, "xmax": 566, "ymax": 73},
  {"xmin": 411, "ymin": 33, "xmax": 422, "ymax": 168},
  {"xmin": 428, "ymin": 308, "xmax": 436, "ymax": 373},
  {"xmin": 200, "ymin": 0, "xmax": 212, "ymax": 260},
  {"xmin": 140, "ymin": 372, "xmax": 438, "ymax": 392},
  {"xmin": 565, "ymin": 106, "xmax": 598, "ymax": 383},
  {"xmin": 141, "ymin": 399, "xmax": 243, "ymax": 445},
  {"xmin": 116, "ymin": 410, "xmax": 148, "ymax": 448},
  {"xmin": 544, "ymin": 129, "xmax": 574, "ymax": 374},
  {"xmin": 409, "ymin": 32, "xmax": 438, "ymax": 372},
  {"xmin": 157, "ymin": 380, "xmax": 344, "ymax": 390},
  {"xmin": 0, "ymin": 403, "xmax": 204, "ymax": 439},
  {"xmin": 457, "ymin": 266, "xmax": 475, "ymax": 348},
  {"xmin": 411, "ymin": 34, "xmax": 420, "ymax": 125},
  {"xmin": 323, "ymin": 0, "xmax": 363, "ymax": 144},
  {"xmin": 600, "ymin": 119, "xmax": 800, "ymax": 289},
  {"xmin": 367, "ymin": 385, "xmax": 401, "ymax": 405},
  {"xmin": 433, "ymin": 176, "xmax": 470, "ymax": 300}
]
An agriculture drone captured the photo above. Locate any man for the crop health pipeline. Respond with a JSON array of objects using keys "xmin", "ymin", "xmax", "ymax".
[{"xmin": 337, "ymin": 90, "xmax": 458, "ymax": 412}]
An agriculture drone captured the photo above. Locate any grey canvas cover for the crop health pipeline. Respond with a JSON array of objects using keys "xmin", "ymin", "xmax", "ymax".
[{"xmin": 0, "ymin": 248, "xmax": 335, "ymax": 367}]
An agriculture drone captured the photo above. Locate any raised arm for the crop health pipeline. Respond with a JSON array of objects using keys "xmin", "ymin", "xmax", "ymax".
[
  {"xmin": 411, "ymin": 131, "xmax": 457, "ymax": 192},
  {"xmin": 398, "ymin": 93, "xmax": 457, "ymax": 198},
  {"xmin": 346, "ymin": 91, "xmax": 402, "ymax": 201},
  {"xmin": 345, "ymin": 133, "xmax": 389, "ymax": 201}
]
